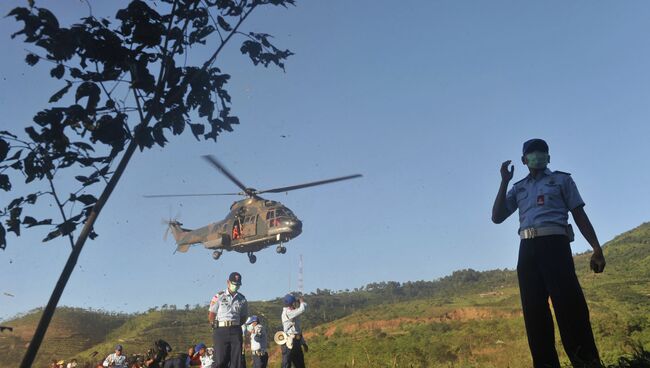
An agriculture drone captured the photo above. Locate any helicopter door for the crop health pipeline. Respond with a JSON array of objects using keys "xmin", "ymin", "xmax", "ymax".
[{"xmin": 242, "ymin": 215, "xmax": 257, "ymax": 237}]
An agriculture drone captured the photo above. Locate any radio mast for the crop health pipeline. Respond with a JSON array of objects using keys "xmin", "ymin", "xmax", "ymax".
[{"xmin": 298, "ymin": 254, "xmax": 304, "ymax": 294}]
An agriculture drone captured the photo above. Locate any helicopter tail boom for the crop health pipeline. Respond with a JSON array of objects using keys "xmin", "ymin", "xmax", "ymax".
[{"xmin": 167, "ymin": 221, "xmax": 192, "ymax": 252}]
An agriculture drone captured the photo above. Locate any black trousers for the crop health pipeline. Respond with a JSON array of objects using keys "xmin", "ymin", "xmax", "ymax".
[
  {"xmin": 211, "ymin": 325, "xmax": 244, "ymax": 368},
  {"xmin": 252, "ymin": 352, "xmax": 268, "ymax": 368},
  {"xmin": 517, "ymin": 235, "xmax": 601, "ymax": 368},
  {"xmin": 163, "ymin": 358, "xmax": 187, "ymax": 368},
  {"xmin": 281, "ymin": 339, "xmax": 305, "ymax": 368}
]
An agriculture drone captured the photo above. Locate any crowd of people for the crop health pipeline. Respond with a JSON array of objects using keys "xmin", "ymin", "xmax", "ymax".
[{"xmin": 47, "ymin": 271, "xmax": 307, "ymax": 368}]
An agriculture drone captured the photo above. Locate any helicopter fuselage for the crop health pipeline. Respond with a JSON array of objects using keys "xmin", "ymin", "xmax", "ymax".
[{"xmin": 168, "ymin": 196, "xmax": 302, "ymax": 257}]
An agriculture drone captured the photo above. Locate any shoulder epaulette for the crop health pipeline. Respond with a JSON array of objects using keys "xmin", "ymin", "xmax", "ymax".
[
  {"xmin": 553, "ymin": 171, "xmax": 571, "ymax": 176},
  {"xmin": 512, "ymin": 177, "xmax": 527, "ymax": 186}
]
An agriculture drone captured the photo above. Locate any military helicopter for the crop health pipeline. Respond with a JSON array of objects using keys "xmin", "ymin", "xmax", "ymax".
[{"xmin": 145, "ymin": 155, "xmax": 361, "ymax": 264}]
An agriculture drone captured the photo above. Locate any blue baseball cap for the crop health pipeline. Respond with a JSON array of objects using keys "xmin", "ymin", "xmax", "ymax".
[
  {"xmin": 115, "ymin": 344, "xmax": 123, "ymax": 351},
  {"xmin": 522, "ymin": 139, "xmax": 549, "ymax": 155},
  {"xmin": 283, "ymin": 294, "xmax": 296, "ymax": 306},
  {"xmin": 194, "ymin": 343, "xmax": 206, "ymax": 351},
  {"xmin": 245, "ymin": 316, "xmax": 259, "ymax": 325}
]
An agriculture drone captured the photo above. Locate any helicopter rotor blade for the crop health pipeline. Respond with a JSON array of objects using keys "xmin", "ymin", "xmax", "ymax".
[
  {"xmin": 202, "ymin": 155, "xmax": 250, "ymax": 194},
  {"xmin": 257, "ymin": 174, "xmax": 363, "ymax": 194},
  {"xmin": 143, "ymin": 193, "xmax": 240, "ymax": 198}
]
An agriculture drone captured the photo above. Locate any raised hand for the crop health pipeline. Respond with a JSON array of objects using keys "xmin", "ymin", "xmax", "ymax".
[{"xmin": 500, "ymin": 160, "xmax": 514, "ymax": 182}]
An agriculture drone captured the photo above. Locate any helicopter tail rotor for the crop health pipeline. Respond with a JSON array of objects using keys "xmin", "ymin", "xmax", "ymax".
[{"xmin": 162, "ymin": 208, "xmax": 182, "ymax": 241}]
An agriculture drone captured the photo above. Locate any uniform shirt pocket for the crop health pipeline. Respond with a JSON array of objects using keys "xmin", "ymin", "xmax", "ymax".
[
  {"xmin": 543, "ymin": 184, "xmax": 564, "ymax": 207},
  {"xmin": 515, "ymin": 188, "xmax": 529, "ymax": 204}
]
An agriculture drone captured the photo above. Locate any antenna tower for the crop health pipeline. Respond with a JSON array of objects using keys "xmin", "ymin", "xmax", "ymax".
[{"xmin": 298, "ymin": 254, "xmax": 304, "ymax": 294}]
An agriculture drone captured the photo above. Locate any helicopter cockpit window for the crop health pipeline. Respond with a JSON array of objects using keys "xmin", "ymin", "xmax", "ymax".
[{"xmin": 265, "ymin": 210, "xmax": 274, "ymax": 220}]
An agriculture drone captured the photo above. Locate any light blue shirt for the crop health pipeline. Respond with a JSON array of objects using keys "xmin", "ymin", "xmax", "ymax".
[
  {"xmin": 250, "ymin": 324, "xmax": 268, "ymax": 352},
  {"xmin": 282, "ymin": 302, "xmax": 307, "ymax": 335},
  {"xmin": 102, "ymin": 353, "xmax": 127, "ymax": 368},
  {"xmin": 209, "ymin": 291, "xmax": 248, "ymax": 323},
  {"xmin": 504, "ymin": 168, "xmax": 584, "ymax": 231}
]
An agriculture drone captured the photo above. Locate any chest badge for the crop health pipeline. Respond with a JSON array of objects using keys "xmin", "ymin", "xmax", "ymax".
[{"xmin": 537, "ymin": 195, "xmax": 545, "ymax": 206}]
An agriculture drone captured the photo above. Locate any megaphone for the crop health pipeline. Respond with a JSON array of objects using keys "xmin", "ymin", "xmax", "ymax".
[{"xmin": 274, "ymin": 331, "xmax": 288, "ymax": 345}]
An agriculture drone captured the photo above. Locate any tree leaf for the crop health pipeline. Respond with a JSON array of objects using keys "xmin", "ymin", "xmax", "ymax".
[
  {"xmin": 22, "ymin": 216, "xmax": 37, "ymax": 226},
  {"xmin": 8, "ymin": 197, "xmax": 23, "ymax": 209},
  {"xmin": 25, "ymin": 53, "xmax": 39, "ymax": 66},
  {"xmin": 0, "ymin": 174, "xmax": 10, "ymax": 191},
  {"xmin": 75, "ymin": 194, "xmax": 97, "ymax": 206},
  {"xmin": 24, "ymin": 217, "xmax": 52, "ymax": 228},
  {"xmin": 42, "ymin": 229, "xmax": 61, "ymax": 242},
  {"xmin": 72, "ymin": 141, "xmax": 95, "ymax": 152},
  {"xmin": 7, "ymin": 207, "xmax": 22, "ymax": 236},
  {"xmin": 217, "ymin": 16, "xmax": 232, "ymax": 31},
  {"xmin": 50, "ymin": 64, "xmax": 65, "ymax": 79},
  {"xmin": 75, "ymin": 82, "xmax": 100, "ymax": 111},
  {"xmin": 189, "ymin": 123, "xmax": 204, "ymax": 140},
  {"xmin": 0, "ymin": 223, "xmax": 5, "ymax": 250},
  {"xmin": 49, "ymin": 81, "xmax": 73, "ymax": 103},
  {"xmin": 0, "ymin": 138, "xmax": 9, "ymax": 161}
]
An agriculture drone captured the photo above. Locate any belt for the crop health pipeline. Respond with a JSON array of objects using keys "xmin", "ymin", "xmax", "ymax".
[
  {"xmin": 214, "ymin": 320, "xmax": 240, "ymax": 327},
  {"xmin": 519, "ymin": 226, "xmax": 568, "ymax": 240},
  {"xmin": 252, "ymin": 350, "xmax": 267, "ymax": 356}
]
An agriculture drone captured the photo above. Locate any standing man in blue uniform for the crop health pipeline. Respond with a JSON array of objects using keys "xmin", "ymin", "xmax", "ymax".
[
  {"xmin": 208, "ymin": 272, "xmax": 248, "ymax": 368},
  {"xmin": 492, "ymin": 138, "xmax": 606, "ymax": 368},
  {"xmin": 281, "ymin": 294, "xmax": 307, "ymax": 368}
]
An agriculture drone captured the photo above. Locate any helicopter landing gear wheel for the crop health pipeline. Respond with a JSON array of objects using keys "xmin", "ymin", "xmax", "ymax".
[
  {"xmin": 276, "ymin": 244, "xmax": 287, "ymax": 254},
  {"xmin": 212, "ymin": 251, "xmax": 222, "ymax": 260},
  {"xmin": 247, "ymin": 252, "xmax": 257, "ymax": 264}
]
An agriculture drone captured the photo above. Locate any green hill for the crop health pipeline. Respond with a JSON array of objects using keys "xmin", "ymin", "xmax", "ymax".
[
  {"xmin": 0, "ymin": 307, "xmax": 129, "ymax": 366},
  {"xmin": 304, "ymin": 223, "xmax": 650, "ymax": 367},
  {"xmin": 1, "ymin": 223, "xmax": 649, "ymax": 367}
]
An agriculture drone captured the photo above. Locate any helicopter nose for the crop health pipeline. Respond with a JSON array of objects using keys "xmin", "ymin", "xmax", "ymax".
[{"xmin": 291, "ymin": 220, "xmax": 303, "ymax": 235}]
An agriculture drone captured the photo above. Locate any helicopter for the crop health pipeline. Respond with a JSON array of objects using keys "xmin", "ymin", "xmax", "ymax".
[{"xmin": 145, "ymin": 155, "xmax": 361, "ymax": 264}]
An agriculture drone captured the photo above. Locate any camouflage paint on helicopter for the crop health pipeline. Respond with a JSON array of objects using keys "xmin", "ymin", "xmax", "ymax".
[{"xmin": 147, "ymin": 155, "xmax": 360, "ymax": 263}]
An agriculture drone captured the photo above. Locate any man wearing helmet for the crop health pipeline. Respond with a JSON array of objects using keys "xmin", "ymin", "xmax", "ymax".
[
  {"xmin": 281, "ymin": 294, "xmax": 307, "ymax": 368},
  {"xmin": 492, "ymin": 138, "xmax": 606, "ymax": 368}
]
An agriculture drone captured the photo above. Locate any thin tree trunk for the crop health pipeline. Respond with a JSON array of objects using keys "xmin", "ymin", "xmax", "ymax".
[{"xmin": 19, "ymin": 139, "xmax": 138, "ymax": 367}]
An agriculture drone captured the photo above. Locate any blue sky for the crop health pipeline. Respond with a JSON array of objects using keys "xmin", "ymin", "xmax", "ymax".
[{"xmin": 1, "ymin": 0, "xmax": 650, "ymax": 320}]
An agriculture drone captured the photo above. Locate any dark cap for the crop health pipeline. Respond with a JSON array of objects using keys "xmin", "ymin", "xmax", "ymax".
[
  {"xmin": 522, "ymin": 139, "xmax": 549, "ymax": 154},
  {"xmin": 229, "ymin": 272, "xmax": 242, "ymax": 285},
  {"xmin": 115, "ymin": 344, "xmax": 123, "ymax": 351},
  {"xmin": 283, "ymin": 294, "xmax": 296, "ymax": 306}
]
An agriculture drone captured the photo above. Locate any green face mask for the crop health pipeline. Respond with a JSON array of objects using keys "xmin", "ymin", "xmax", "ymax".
[
  {"xmin": 525, "ymin": 152, "xmax": 549, "ymax": 170},
  {"xmin": 228, "ymin": 283, "xmax": 240, "ymax": 293}
]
